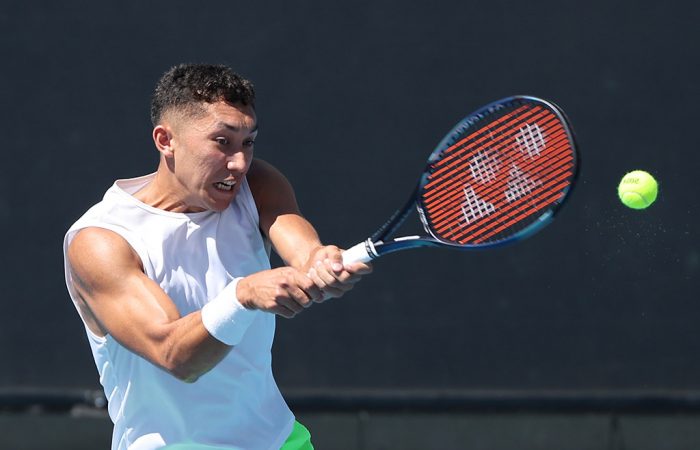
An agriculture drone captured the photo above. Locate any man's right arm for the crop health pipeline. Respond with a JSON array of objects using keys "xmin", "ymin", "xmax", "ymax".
[{"xmin": 67, "ymin": 227, "xmax": 321, "ymax": 382}]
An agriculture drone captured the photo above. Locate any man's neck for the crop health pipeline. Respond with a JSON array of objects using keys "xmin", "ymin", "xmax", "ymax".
[{"xmin": 133, "ymin": 168, "xmax": 204, "ymax": 213}]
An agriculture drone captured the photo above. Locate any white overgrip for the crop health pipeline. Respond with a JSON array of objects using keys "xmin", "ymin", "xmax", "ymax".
[{"xmin": 342, "ymin": 240, "xmax": 376, "ymax": 264}]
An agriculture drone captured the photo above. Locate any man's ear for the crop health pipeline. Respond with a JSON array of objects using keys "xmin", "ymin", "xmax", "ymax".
[{"xmin": 153, "ymin": 124, "xmax": 175, "ymax": 157}]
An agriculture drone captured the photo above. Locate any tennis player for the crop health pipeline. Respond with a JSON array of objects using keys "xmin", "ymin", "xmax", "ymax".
[{"xmin": 62, "ymin": 63, "xmax": 371, "ymax": 450}]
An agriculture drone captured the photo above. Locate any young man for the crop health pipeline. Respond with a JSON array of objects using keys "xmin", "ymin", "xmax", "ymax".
[{"xmin": 63, "ymin": 64, "xmax": 371, "ymax": 450}]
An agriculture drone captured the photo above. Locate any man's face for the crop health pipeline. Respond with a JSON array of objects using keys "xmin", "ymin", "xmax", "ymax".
[{"xmin": 165, "ymin": 101, "xmax": 258, "ymax": 212}]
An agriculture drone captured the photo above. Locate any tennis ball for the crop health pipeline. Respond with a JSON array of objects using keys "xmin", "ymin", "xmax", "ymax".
[{"xmin": 618, "ymin": 170, "xmax": 658, "ymax": 209}]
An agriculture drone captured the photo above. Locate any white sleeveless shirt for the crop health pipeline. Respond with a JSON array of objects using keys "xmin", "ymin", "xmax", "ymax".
[{"xmin": 63, "ymin": 174, "xmax": 294, "ymax": 450}]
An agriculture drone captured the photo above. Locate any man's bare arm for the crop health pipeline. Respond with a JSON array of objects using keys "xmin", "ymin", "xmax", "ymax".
[
  {"xmin": 67, "ymin": 226, "xmax": 323, "ymax": 382},
  {"xmin": 67, "ymin": 227, "xmax": 231, "ymax": 382},
  {"xmin": 247, "ymin": 159, "xmax": 372, "ymax": 300}
]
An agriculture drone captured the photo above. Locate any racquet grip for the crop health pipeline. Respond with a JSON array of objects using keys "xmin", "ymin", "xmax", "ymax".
[{"xmin": 342, "ymin": 241, "xmax": 376, "ymax": 264}]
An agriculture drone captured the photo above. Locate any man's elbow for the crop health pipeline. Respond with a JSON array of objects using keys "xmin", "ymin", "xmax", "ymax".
[
  {"xmin": 159, "ymin": 334, "xmax": 231, "ymax": 383},
  {"xmin": 166, "ymin": 363, "xmax": 205, "ymax": 383},
  {"xmin": 173, "ymin": 369, "xmax": 201, "ymax": 384},
  {"xmin": 162, "ymin": 350, "xmax": 212, "ymax": 383}
]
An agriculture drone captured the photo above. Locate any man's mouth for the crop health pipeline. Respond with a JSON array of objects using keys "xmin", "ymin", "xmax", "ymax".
[{"xmin": 214, "ymin": 180, "xmax": 237, "ymax": 191}]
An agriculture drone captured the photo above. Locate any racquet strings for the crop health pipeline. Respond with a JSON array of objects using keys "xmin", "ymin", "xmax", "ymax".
[{"xmin": 420, "ymin": 102, "xmax": 576, "ymax": 246}]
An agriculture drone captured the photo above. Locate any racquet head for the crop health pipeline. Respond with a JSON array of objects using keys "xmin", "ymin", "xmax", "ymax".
[{"xmin": 417, "ymin": 96, "xmax": 578, "ymax": 249}]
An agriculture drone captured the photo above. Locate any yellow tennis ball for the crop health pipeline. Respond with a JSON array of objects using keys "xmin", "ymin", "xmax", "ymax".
[{"xmin": 618, "ymin": 170, "xmax": 658, "ymax": 209}]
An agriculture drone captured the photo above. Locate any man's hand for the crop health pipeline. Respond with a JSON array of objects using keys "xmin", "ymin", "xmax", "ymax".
[
  {"xmin": 304, "ymin": 245, "xmax": 373, "ymax": 301},
  {"xmin": 236, "ymin": 267, "xmax": 324, "ymax": 318}
]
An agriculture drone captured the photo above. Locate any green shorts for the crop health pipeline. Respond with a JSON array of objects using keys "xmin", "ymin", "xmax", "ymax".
[
  {"xmin": 161, "ymin": 421, "xmax": 312, "ymax": 449},
  {"xmin": 280, "ymin": 421, "xmax": 314, "ymax": 450}
]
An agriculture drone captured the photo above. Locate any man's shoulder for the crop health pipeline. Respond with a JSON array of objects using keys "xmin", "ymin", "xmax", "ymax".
[
  {"xmin": 247, "ymin": 159, "xmax": 292, "ymax": 199},
  {"xmin": 248, "ymin": 158, "xmax": 284, "ymax": 183},
  {"xmin": 64, "ymin": 178, "xmax": 150, "ymax": 257},
  {"xmin": 67, "ymin": 185, "xmax": 120, "ymax": 231}
]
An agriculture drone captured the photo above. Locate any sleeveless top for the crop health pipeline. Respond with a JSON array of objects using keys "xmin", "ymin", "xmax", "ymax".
[{"xmin": 63, "ymin": 174, "xmax": 294, "ymax": 450}]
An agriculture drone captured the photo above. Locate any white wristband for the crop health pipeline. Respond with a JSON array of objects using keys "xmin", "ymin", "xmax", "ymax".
[{"xmin": 201, "ymin": 278, "xmax": 258, "ymax": 346}]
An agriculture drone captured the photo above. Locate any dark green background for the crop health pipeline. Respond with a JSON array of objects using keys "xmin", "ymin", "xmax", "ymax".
[{"xmin": 1, "ymin": 1, "xmax": 697, "ymax": 394}]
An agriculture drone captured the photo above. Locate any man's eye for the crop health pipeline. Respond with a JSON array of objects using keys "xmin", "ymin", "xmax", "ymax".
[
  {"xmin": 216, "ymin": 137, "xmax": 229, "ymax": 145},
  {"xmin": 243, "ymin": 140, "xmax": 255, "ymax": 147}
]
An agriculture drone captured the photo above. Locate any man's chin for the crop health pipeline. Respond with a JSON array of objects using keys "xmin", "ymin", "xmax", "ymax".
[
  {"xmin": 207, "ymin": 186, "xmax": 238, "ymax": 211},
  {"xmin": 208, "ymin": 196, "xmax": 236, "ymax": 212}
]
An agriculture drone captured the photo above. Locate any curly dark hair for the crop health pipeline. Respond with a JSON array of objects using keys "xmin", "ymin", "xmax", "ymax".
[{"xmin": 150, "ymin": 63, "xmax": 256, "ymax": 126}]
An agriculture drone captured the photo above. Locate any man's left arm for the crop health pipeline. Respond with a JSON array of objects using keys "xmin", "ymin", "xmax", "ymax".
[{"xmin": 247, "ymin": 159, "xmax": 371, "ymax": 300}]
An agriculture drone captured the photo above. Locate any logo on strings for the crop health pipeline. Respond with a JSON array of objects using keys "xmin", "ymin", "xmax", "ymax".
[{"xmin": 460, "ymin": 122, "xmax": 546, "ymax": 224}]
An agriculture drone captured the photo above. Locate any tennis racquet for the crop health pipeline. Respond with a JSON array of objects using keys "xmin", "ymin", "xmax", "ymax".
[{"xmin": 342, "ymin": 95, "xmax": 579, "ymax": 264}]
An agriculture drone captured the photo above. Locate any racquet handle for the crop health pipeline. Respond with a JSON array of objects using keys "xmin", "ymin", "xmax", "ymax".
[{"xmin": 341, "ymin": 240, "xmax": 376, "ymax": 264}]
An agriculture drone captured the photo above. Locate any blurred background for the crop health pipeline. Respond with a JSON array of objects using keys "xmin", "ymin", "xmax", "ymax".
[{"xmin": 1, "ymin": 0, "xmax": 698, "ymax": 448}]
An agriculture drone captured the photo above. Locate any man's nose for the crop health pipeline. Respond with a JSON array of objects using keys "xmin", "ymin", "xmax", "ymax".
[{"xmin": 226, "ymin": 154, "xmax": 246, "ymax": 172}]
